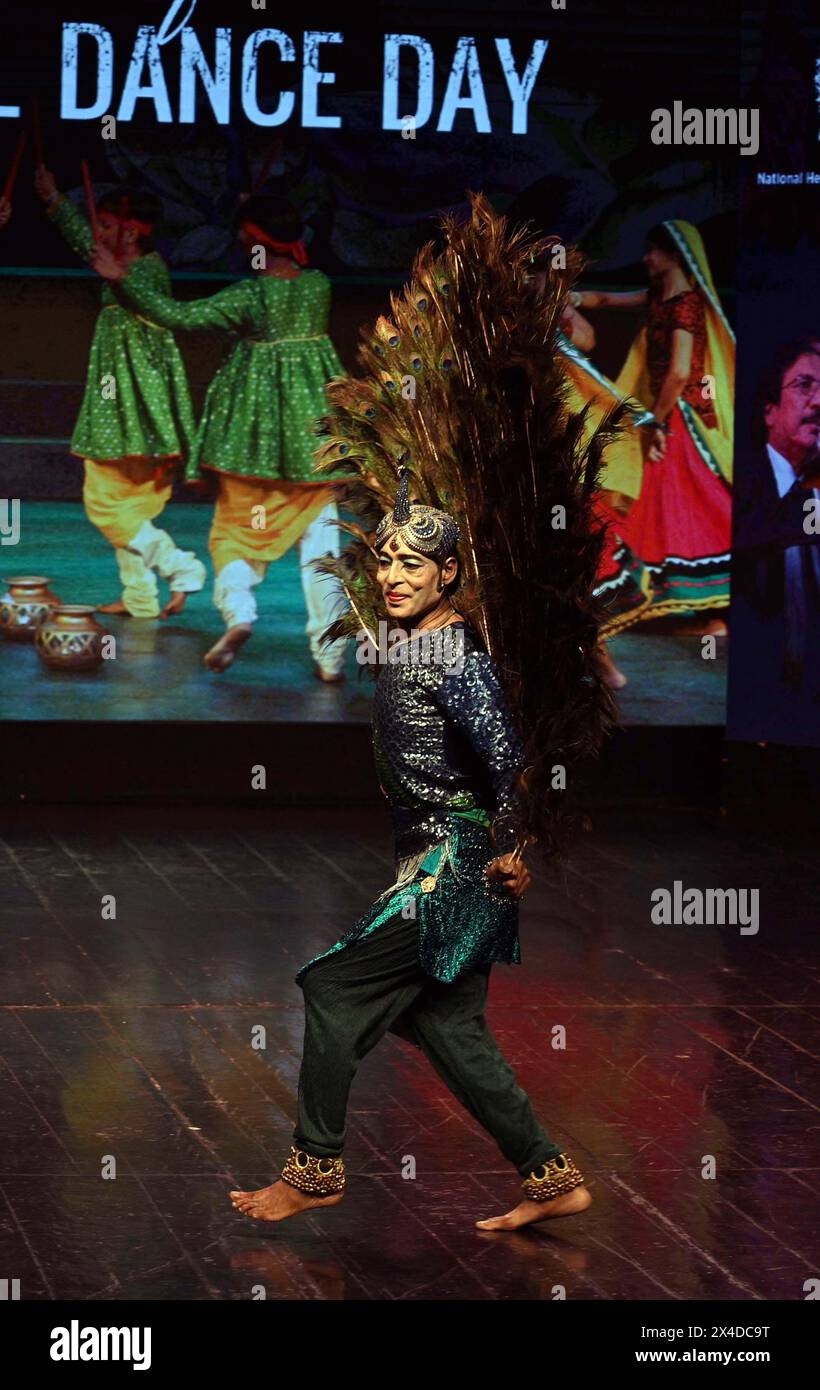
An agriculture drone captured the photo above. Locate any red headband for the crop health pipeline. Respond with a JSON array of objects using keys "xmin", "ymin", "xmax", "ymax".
[
  {"xmin": 104, "ymin": 197, "xmax": 154, "ymax": 237},
  {"xmin": 241, "ymin": 219, "xmax": 309, "ymax": 265},
  {"xmin": 105, "ymin": 212, "xmax": 154, "ymax": 235}
]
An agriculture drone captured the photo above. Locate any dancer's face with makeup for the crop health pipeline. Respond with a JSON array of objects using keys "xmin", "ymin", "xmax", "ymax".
[{"xmin": 377, "ymin": 544, "xmax": 458, "ymax": 624}]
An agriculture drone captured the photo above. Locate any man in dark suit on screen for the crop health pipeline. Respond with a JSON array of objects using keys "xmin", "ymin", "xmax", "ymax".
[{"xmin": 731, "ymin": 338, "xmax": 820, "ymax": 741}]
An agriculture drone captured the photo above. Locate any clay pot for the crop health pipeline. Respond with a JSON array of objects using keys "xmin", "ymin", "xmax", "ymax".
[
  {"xmin": 35, "ymin": 605, "xmax": 110, "ymax": 672},
  {"xmin": 0, "ymin": 576, "xmax": 62, "ymax": 642}
]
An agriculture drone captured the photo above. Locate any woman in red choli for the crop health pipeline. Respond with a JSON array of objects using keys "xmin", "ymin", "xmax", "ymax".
[{"xmin": 574, "ymin": 221, "xmax": 735, "ymax": 631}]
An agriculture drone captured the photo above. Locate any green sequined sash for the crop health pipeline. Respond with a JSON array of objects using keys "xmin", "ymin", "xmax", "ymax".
[{"xmin": 451, "ymin": 805, "xmax": 491, "ymax": 827}]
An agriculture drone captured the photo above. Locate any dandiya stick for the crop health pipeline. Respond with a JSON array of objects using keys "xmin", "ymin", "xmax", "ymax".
[
  {"xmin": 32, "ymin": 98, "xmax": 44, "ymax": 166},
  {"xmin": 3, "ymin": 129, "xmax": 27, "ymax": 202},
  {"xmin": 80, "ymin": 158, "xmax": 100, "ymax": 242}
]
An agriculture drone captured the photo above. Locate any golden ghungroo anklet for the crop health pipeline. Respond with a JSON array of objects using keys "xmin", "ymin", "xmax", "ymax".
[
  {"xmin": 521, "ymin": 1152, "xmax": 585, "ymax": 1202},
  {"xmin": 281, "ymin": 1146, "xmax": 346, "ymax": 1196}
]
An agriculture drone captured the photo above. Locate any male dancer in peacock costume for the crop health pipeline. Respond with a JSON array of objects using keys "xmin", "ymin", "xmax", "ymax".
[{"xmin": 229, "ymin": 195, "xmax": 620, "ymax": 1230}]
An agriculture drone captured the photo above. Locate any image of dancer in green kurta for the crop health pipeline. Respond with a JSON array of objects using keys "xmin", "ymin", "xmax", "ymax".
[
  {"xmin": 91, "ymin": 196, "xmax": 350, "ymax": 679},
  {"xmin": 34, "ymin": 167, "xmax": 205, "ymax": 619}
]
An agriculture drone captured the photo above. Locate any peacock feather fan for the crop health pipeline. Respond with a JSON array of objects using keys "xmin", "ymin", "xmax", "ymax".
[{"xmin": 314, "ymin": 190, "xmax": 627, "ymax": 861}]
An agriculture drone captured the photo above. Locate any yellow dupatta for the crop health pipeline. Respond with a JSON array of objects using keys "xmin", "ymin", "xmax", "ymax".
[
  {"xmin": 615, "ymin": 220, "xmax": 735, "ymax": 484},
  {"xmin": 558, "ymin": 331, "xmax": 654, "ymax": 506}
]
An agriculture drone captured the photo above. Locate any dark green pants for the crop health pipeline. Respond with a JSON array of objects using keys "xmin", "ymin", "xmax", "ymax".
[{"xmin": 294, "ymin": 911, "xmax": 563, "ymax": 1178}]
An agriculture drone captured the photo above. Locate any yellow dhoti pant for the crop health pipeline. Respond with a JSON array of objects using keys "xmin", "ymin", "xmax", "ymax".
[
  {"xmin": 82, "ymin": 457, "xmax": 173, "ymax": 549},
  {"xmin": 209, "ymin": 474, "xmax": 347, "ymax": 673},
  {"xmin": 207, "ymin": 474, "xmax": 339, "ymax": 570},
  {"xmin": 82, "ymin": 458, "xmax": 205, "ymax": 617}
]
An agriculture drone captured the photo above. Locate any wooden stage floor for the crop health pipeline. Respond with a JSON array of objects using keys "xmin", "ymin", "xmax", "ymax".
[{"xmin": 0, "ymin": 804, "xmax": 816, "ymax": 1302}]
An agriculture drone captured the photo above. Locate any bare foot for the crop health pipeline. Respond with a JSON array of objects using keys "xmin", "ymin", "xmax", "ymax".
[
  {"xmin": 204, "ymin": 623, "xmax": 252, "ymax": 672},
  {"xmin": 313, "ymin": 663, "xmax": 345, "ymax": 684},
  {"xmin": 96, "ymin": 599, "xmax": 131, "ymax": 615},
  {"xmin": 229, "ymin": 1179, "xmax": 343, "ymax": 1223},
  {"xmin": 597, "ymin": 643, "xmax": 627, "ymax": 690},
  {"xmin": 160, "ymin": 590, "xmax": 190, "ymax": 618},
  {"xmin": 701, "ymin": 617, "xmax": 728, "ymax": 638},
  {"xmin": 475, "ymin": 1183, "xmax": 593, "ymax": 1232}
]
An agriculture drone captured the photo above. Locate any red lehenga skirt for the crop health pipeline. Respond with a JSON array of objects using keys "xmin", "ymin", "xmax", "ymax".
[{"xmin": 596, "ymin": 403, "xmax": 732, "ymax": 629}]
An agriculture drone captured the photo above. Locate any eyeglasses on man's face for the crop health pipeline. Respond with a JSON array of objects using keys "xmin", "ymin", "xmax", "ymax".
[{"xmin": 782, "ymin": 375, "xmax": 820, "ymax": 401}]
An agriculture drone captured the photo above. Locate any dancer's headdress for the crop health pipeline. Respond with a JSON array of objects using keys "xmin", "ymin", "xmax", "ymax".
[
  {"xmin": 312, "ymin": 192, "xmax": 627, "ymax": 860},
  {"xmin": 374, "ymin": 466, "xmax": 460, "ymax": 562}
]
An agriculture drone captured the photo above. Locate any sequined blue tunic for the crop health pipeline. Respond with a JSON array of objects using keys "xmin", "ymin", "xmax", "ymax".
[{"xmin": 295, "ymin": 621, "xmax": 526, "ymax": 985}]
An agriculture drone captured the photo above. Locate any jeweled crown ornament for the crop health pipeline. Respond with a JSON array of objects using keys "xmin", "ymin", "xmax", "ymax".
[{"xmin": 374, "ymin": 467, "xmax": 460, "ymax": 562}]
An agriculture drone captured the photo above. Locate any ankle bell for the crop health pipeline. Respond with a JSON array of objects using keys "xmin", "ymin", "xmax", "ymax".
[
  {"xmin": 521, "ymin": 1151, "xmax": 585, "ymax": 1202},
  {"xmin": 281, "ymin": 1145, "xmax": 346, "ymax": 1196}
]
